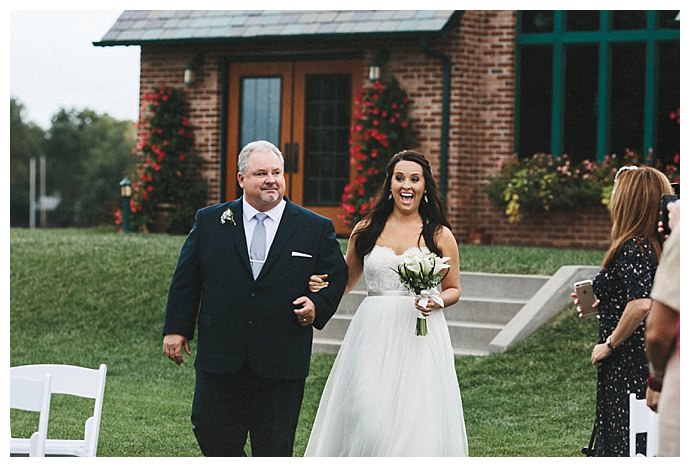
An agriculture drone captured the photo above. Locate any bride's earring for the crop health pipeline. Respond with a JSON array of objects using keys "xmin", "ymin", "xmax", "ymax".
[
  {"xmin": 388, "ymin": 192, "xmax": 392, "ymax": 200},
  {"xmin": 424, "ymin": 191, "xmax": 429, "ymax": 203}
]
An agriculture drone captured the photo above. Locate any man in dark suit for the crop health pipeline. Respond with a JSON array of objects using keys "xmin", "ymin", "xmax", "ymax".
[{"xmin": 162, "ymin": 140, "xmax": 348, "ymax": 457}]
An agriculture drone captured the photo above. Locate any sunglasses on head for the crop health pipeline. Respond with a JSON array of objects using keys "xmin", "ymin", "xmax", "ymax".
[{"xmin": 614, "ymin": 165, "xmax": 639, "ymax": 182}]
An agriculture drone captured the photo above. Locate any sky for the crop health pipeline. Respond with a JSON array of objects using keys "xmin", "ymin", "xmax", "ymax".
[{"xmin": 10, "ymin": 9, "xmax": 140, "ymax": 130}]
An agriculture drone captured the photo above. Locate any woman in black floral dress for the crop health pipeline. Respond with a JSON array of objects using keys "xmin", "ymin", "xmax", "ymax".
[{"xmin": 575, "ymin": 166, "xmax": 674, "ymax": 456}]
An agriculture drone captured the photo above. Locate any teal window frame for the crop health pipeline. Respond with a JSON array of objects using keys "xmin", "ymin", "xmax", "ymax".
[{"xmin": 515, "ymin": 10, "xmax": 679, "ymax": 161}]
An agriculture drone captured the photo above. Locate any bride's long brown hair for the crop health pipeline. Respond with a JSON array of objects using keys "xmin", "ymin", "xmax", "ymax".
[{"xmin": 353, "ymin": 150, "xmax": 451, "ymax": 261}]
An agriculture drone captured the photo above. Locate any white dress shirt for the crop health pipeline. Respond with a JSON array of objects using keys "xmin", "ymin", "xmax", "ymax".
[{"xmin": 242, "ymin": 197, "xmax": 286, "ymax": 258}]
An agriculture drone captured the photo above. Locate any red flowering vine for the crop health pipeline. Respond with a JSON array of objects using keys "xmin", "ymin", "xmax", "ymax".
[
  {"xmin": 126, "ymin": 86, "xmax": 206, "ymax": 233},
  {"xmin": 340, "ymin": 78, "xmax": 418, "ymax": 227}
]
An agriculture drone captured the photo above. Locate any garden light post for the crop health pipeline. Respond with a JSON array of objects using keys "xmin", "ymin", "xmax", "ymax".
[{"xmin": 119, "ymin": 177, "xmax": 132, "ymax": 233}]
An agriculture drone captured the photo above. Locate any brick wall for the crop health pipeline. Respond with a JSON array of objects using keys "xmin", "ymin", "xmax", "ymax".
[
  {"xmin": 380, "ymin": 11, "xmax": 610, "ymax": 249},
  {"xmin": 139, "ymin": 44, "xmax": 224, "ymax": 203},
  {"xmin": 136, "ymin": 11, "xmax": 610, "ymax": 249}
]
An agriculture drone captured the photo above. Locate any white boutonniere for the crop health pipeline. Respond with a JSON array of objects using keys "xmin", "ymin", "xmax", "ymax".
[{"xmin": 220, "ymin": 208, "xmax": 236, "ymax": 225}]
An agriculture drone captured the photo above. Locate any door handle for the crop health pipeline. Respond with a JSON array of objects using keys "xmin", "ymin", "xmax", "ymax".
[
  {"xmin": 292, "ymin": 143, "xmax": 299, "ymax": 173},
  {"xmin": 283, "ymin": 143, "xmax": 292, "ymax": 173},
  {"xmin": 283, "ymin": 143, "xmax": 299, "ymax": 173}
]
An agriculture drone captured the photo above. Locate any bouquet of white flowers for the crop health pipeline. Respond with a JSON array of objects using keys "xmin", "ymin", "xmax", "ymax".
[{"xmin": 393, "ymin": 249, "xmax": 450, "ymax": 336}]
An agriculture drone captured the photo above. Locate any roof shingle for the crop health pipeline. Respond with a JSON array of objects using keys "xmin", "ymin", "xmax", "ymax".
[{"xmin": 96, "ymin": 10, "xmax": 458, "ymax": 45}]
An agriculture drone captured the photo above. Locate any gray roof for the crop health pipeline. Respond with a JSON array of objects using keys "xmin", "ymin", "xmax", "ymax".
[{"xmin": 95, "ymin": 10, "xmax": 460, "ymax": 46}]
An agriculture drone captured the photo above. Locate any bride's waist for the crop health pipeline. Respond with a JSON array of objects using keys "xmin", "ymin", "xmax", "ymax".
[{"xmin": 367, "ymin": 290, "xmax": 413, "ymax": 296}]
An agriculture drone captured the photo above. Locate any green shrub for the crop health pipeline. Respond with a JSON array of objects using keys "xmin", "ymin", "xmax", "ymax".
[
  {"xmin": 127, "ymin": 86, "xmax": 207, "ymax": 234},
  {"xmin": 485, "ymin": 150, "xmax": 673, "ymax": 223}
]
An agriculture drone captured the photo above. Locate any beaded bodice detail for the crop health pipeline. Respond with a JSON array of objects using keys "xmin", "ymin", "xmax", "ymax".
[{"xmin": 363, "ymin": 245, "xmax": 429, "ymax": 293}]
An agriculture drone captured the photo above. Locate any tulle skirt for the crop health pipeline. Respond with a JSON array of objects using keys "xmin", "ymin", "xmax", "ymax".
[{"xmin": 305, "ymin": 295, "xmax": 468, "ymax": 456}]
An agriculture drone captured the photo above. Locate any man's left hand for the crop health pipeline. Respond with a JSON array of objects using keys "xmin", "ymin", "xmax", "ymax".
[{"xmin": 293, "ymin": 296, "xmax": 315, "ymax": 326}]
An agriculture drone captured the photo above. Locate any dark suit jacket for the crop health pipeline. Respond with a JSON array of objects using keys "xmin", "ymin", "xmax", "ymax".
[{"xmin": 163, "ymin": 198, "xmax": 348, "ymax": 379}]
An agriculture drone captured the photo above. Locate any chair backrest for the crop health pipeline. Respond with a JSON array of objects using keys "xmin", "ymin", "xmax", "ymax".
[
  {"xmin": 629, "ymin": 392, "xmax": 659, "ymax": 456},
  {"xmin": 10, "ymin": 373, "xmax": 52, "ymax": 457},
  {"xmin": 10, "ymin": 364, "xmax": 107, "ymax": 456}
]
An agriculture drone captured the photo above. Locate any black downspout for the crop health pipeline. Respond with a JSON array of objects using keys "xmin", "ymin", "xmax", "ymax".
[{"xmin": 421, "ymin": 37, "xmax": 452, "ymax": 205}]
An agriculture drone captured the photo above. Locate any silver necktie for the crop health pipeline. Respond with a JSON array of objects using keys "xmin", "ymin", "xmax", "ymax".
[{"xmin": 249, "ymin": 213, "xmax": 268, "ymax": 279}]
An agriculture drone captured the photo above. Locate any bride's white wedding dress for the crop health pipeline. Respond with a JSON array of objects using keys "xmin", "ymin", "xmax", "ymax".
[{"xmin": 305, "ymin": 245, "xmax": 468, "ymax": 456}]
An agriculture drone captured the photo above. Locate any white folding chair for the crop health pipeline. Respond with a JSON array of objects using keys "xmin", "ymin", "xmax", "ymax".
[
  {"xmin": 10, "ymin": 373, "xmax": 52, "ymax": 457},
  {"xmin": 9, "ymin": 363, "xmax": 107, "ymax": 456},
  {"xmin": 629, "ymin": 392, "xmax": 659, "ymax": 456}
]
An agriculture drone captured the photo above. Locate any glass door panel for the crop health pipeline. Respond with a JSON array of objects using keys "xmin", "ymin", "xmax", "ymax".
[
  {"xmin": 240, "ymin": 77, "xmax": 281, "ymax": 147},
  {"xmin": 292, "ymin": 60, "xmax": 361, "ymax": 234},
  {"xmin": 226, "ymin": 62, "xmax": 293, "ymax": 200},
  {"xmin": 302, "ymin": 73, "xmax": 352, "ymax": 206}
]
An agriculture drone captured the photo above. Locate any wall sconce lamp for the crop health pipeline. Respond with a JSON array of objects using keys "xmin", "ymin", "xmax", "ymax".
[
  {"xmin": 184, "ymin": 52, "xmax": 205, "ymax": 86},
  {"xmin": 368, "ymin": 48, "xmax": 389, "ymax": 82},
  {"xmin": 368, "ymin": 65, "xmax": 381, "ymax": 82}
]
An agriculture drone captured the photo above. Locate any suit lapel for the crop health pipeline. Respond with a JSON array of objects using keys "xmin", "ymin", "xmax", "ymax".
[{"xmin": 219, "ymin": 199, "xmax": 252, "ymax": 276}]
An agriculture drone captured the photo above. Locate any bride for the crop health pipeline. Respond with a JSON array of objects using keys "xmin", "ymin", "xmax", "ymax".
[{"xmin": 305, "ymin": 150, "xmax": 468, "ymax": 456}]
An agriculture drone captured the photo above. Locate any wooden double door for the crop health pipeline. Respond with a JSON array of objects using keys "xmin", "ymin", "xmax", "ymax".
[{"xmin": 226, "ymin": 59, "xmax": 362, "ymax": 234}]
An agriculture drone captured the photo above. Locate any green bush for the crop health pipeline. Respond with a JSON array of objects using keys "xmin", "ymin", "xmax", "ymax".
[{"xmin": 485, "ymin": 150, "xmax": 673, "ymax": 223}]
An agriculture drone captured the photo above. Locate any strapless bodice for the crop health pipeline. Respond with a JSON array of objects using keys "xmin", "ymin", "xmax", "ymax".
[{"xmin": 363, "ymin": 245, "xmax": 428, "ymax": 293}]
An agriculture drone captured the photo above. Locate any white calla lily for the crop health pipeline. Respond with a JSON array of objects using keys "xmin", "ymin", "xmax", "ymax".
[{"xmin": 392, "ymin": 249, "xmax": 452, "ymax": 337}]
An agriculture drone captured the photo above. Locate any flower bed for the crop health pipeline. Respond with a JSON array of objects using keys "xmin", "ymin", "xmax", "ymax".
[{"xmin": 485, "ymin": 150, "xmax": 677, "ymax": 223}]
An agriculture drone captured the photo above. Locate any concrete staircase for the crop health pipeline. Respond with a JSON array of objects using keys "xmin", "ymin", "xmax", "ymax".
[{"xmin": 313, "ymin": 266, "xmax": 600, "ymax": 356}]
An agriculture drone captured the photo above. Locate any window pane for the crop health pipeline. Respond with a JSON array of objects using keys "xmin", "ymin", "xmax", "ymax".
[
  {"xmin": 303, "ymin": 74, "xmax": 351, "ymax": 206},
  {"xmin": 609, "ymin": 43, "xmax": 645, "ymax": 156},
  {"xmin": 240, "ymin": 77, "xmax": 281, "ymax": 147},
  {"xmin": 658, "ymin": 11, "xmax": 680, "ymax": 29},
  {"xmin": 566, "ymin": 11, "xmax": 599, "ymax": 31},
  {"xmin": 520, "ymin": 11, "xmax": 554, "ymax": 33},
  {"xmin": 612, "ymin": 11, "xmax": 646, "ymax": 30},
  {"xmin": 563, "ymin": 45, "xmax": 598, "ymax": 162},
  {"xmin": 656, "ymin": 42, "xmax": 680, "ymax": 166},
  {"xmin": 518, "ymin": 46, "xmax": 552, "ymax": 156}
]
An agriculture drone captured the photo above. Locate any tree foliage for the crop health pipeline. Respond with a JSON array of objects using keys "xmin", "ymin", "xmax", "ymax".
[
  {"xmin": 10, "ymin": 99, "xmax": 45, "ymax": 226},
  {"xmin": 9, "ymin": 98, "xmax": 136, "ymax": 227}
]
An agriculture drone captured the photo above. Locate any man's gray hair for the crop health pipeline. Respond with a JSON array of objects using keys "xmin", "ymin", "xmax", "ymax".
[{"xmin": 237, "ymin": 140, "xmax": 284, "ymax": 175}]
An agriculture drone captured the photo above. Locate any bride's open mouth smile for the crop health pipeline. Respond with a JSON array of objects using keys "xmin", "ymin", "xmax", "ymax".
[{"xmin": 399, "ymin": 192, "xmax": 415, "ymax": 206}]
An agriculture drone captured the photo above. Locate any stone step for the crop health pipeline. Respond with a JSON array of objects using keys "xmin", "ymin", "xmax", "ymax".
[
  {"xmin": 337, "ymin": 291, "xmax": 530, "ymax": 321},
  {"xmin": 446, "ymin": 320, "xmax": 503, "ymax": 351},
  {"xmin": 312, "ymin": 337, "xmax": 345, "ymax": 355},
  {"xmin": 313, "ymin": 320, "xmax": 503, "ymax": 356},
  {"xmin": 334, "ymin": 291, "xmax": 366, "ymax": 316},
  {"xmin": 312, "ymin": 270, "xmax": 559, "ymax": 356},
  {"xmin": 460, "ymin": 272, "xmax": 550, "ymax": 301},
  {"xmin": 445, "ymin": 297, "xmax": 526, "ymax": 325},
  {"xmin": 349, "ymin": 271, "xmax": 549, "ymax": 301},
  {"xmin": 314, "ymin": 311, "xmax": 507, "ymax": 351},
  {"xmin": 314, "ymin": 314, "xmax": 352, "ymax": 341}
]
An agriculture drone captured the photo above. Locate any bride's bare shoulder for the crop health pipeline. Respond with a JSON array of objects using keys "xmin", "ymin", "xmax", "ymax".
[{"xmin": 436, "ymin": 225, "xmax": 458, "ymax": 247}]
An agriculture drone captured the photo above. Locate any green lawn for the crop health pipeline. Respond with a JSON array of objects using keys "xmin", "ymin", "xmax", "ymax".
[{"xmin": 10, "ymin": 228, "xmax": 604, "ymax": 456}]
